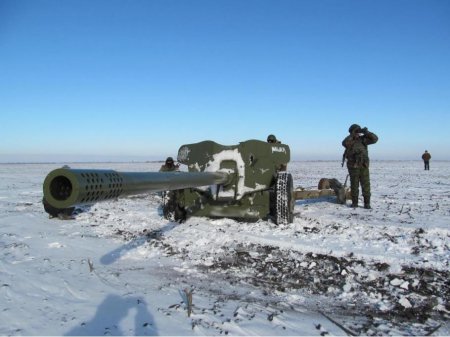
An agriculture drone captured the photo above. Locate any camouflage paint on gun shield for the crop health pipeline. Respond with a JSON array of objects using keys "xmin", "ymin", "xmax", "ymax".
[{"xmin": 43, "ymin": 139, "xmax": 293, "ymax": 224}]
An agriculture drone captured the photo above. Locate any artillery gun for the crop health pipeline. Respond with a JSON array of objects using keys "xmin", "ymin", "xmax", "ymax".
[
  {"xmin": 43, "ymin": 139, "xmax": 295, "ymax": 224},
  {"xmin": 43, "ymin": 139, "xmax": 350, "ymax": 224}
]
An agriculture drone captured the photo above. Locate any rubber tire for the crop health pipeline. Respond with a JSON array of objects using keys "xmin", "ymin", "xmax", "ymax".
[{"xmin": 275, "ymin": 172, "xmax": 294, "ymax": 224}]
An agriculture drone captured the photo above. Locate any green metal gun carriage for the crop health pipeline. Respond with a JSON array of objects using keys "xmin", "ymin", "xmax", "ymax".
[{"xmin": 43, "ymin": 139, "xmax": 295, "ymax": 224}]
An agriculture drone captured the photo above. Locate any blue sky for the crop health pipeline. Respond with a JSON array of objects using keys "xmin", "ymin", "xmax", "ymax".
[{"xmin": 1, "ymin": 0, "xmax": 449, "ymax": 162}]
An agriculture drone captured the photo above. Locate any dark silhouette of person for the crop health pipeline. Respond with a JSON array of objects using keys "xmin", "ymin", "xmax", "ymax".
[{"xmin": 421, "ymin": 150, "xmax": 431, "ymax": 170}]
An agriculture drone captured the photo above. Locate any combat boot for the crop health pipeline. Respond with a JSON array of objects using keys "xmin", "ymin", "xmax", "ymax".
[
  {"xmin": 351, "ymin": 197, "xmax": 358, "ymax": 208},
  {"xmin": 364, "ymin": 196, "xmax": 371, "ymax": 209}
]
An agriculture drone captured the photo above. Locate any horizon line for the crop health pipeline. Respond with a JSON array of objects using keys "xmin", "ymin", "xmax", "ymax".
[{"xmin": 1, "ymin": 159, "xmax": 448, "ymax": 165}]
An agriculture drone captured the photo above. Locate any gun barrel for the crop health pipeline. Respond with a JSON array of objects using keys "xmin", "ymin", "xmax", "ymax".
[{"xmin": 43, "ymin": 168, "xmax": 230, "ymax": 210}]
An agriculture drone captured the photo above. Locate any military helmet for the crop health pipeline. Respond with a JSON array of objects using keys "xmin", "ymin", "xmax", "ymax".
[
  {"xmin": 165, "ymin": 157, "xmax": 174, "ymax": 164},
  {"xmin": 348, "ymin": 124, "xmax": 361, "ymax": 133},
  {"xmin": 267, "ymin": 134, "xmax": 277, "ymax": 143}
]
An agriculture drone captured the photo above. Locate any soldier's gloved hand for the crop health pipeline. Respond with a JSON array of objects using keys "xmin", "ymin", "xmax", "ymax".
[{"xmin": 361, "ymin": 127, "xmax": 368, "ymax": 135}]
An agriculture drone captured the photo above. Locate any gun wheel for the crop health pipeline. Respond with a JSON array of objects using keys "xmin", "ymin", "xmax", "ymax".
[{"xmin": 275, "ymin": 172, "xmax": 294, "ymax": 225}]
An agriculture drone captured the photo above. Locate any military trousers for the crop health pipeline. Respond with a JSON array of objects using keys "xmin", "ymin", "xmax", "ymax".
[{"xmin": 348, "ymin": 167, "xmax": 371, "ymax": 199}]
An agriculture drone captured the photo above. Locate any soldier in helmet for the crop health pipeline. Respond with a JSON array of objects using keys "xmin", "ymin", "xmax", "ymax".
[
  {"xmin": 342, "ymin": 124, "xmax": 378, "ymax": 209},
  {"xmin": 159, "ymin": 157, "xmax": 180, "ymax": 205},
  {"xmin": 267, "ymin": 134, "xmax": 280, "ymax": 144},
  {"xmin": 159, "ymin": 157, "xmax": 179, "ymax": 172}
]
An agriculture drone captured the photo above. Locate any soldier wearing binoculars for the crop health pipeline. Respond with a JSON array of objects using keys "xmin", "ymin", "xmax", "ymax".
[{"xmin": 342, "ymin": 124, "xmax": 378, "ymax": 209}]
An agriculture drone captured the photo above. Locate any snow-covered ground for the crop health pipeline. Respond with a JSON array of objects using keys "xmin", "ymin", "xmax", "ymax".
[{"xmin": 0, "ymin": 161, "xmax": 448, "ymax": 336}]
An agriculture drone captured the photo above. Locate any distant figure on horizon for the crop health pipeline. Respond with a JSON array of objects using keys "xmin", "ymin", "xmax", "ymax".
[
  {"xmin": 421, "ymin": 150, "xmax": 431, "ymax": 170},
  {"xmin": 342, "ymin": 124, "xmax": 378, "ymax": 209}
]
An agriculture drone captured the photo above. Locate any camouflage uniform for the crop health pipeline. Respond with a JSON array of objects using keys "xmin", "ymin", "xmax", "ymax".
[
  {"xmin": 159, "ymin": 157, "xmax": 179, "ymax": 172},
  {"xmin": 342, "ymin": 124, "xmax": 378, "ymax": 209},
  {"xmin": 159, "ymin": 157, "xmax": 180, "ymax": 209}
]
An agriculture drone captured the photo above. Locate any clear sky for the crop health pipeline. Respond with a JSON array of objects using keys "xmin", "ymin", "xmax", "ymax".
[{"xmin": 1, "ymin": 0, "xmax": 449, "ymax": 162}]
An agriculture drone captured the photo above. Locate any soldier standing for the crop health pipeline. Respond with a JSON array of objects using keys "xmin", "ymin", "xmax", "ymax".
[
  {"xmin": 421, "ymin": 150, "xmax": 431, "ymax": 170},
  {"xmin": 342, "ymin": 124, "xmax": 378, "ymax": 209}
]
